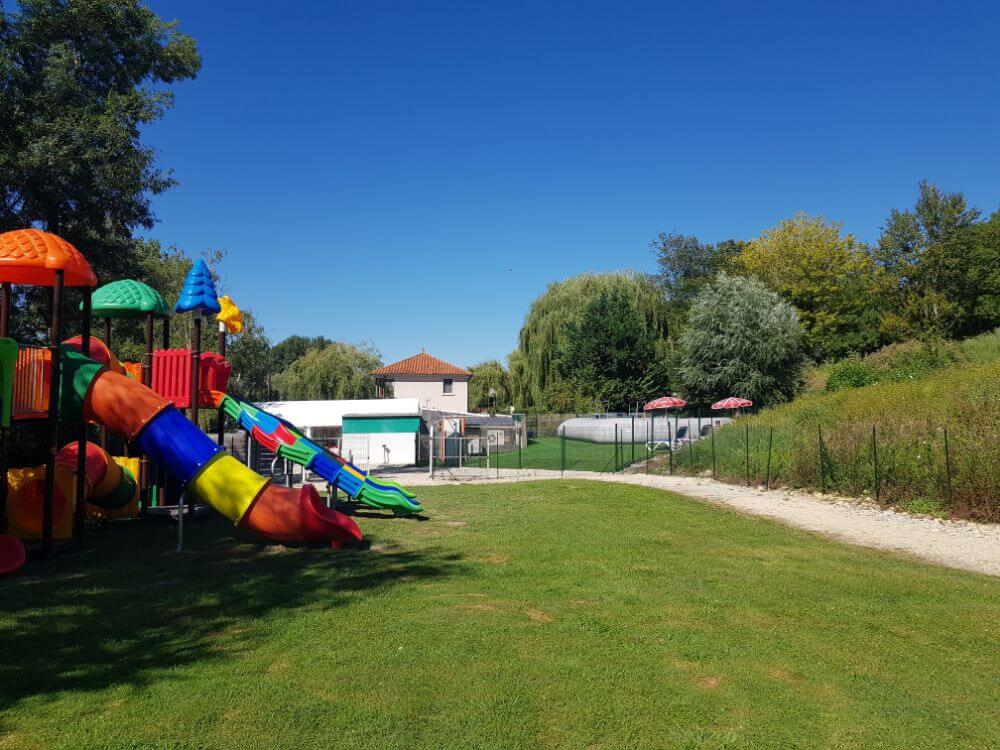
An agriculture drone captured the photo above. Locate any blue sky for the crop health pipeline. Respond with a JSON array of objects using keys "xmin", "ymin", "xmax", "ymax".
[{"xmin": 143, "ymin": 0, "xmax": 1000, "ymax": 366}]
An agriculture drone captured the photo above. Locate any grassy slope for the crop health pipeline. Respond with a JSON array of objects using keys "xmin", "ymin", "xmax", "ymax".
[
  {"xmin": 1, "ymin": 481, "xmax": 998, "ymax": 750},
  {"xmin": 672, "ymin": 331, "xmax": 1000, "ymax": 520}
]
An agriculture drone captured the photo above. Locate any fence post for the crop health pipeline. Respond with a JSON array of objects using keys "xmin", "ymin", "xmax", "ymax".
[
  {"xmin": 560, "ymin": 432, "xmax": 566, "ymax": 477},
  {"xmin": 765, "ymin": 426, "xmax": 773, "ymax": 490},
  {"xmin": 818, "ymin": 426, "xmax": 825, "ymax": 493},
  {"xmin": 669, "ymin": 435, "xmax": 674, "ymax": 475},
  {"xmin": 943, "ymin": 427, "xmax": 953, "ymax": 509},
  {"xmin": 631, "ymin": 415, "xmax": 635, "ymax": 465},
  {"xmin": 872, "ymin": 425, "xmax": 880, "ymax": 506},
  {"xmin": 518, "ymin": 425, "xmax": 522, "ymax": 470},
  {"xmin": 745, "ymin": 423, "xmax": 750, "ymax": 487},
  {"xmin": 711, "ymin": 423, "xmax": 717, "ymax": 480},
  {"xmin": 646, "ymin": 418, "xmax": 650, "ymax": 474},
  {"xmin": 429, "ymin": 425, "xmax": 435, "ymax": 478},
  {"xmin": 614, "ymin": 423, "xmax": 619, "ymax": 472}
]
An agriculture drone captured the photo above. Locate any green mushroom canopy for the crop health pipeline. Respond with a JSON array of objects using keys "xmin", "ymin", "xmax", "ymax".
[{"xmin": 86, "ymin": 279, "xmax": 171, "ymax": 320}]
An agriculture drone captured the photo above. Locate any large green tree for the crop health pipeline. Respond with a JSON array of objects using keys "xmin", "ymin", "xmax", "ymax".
[
  {"xmin": 270, "ymin": 335, "xmax": 333, "ymax": 374},
  {"xmin": 735, "ymin": 213, "xmax": 883, "ymax": 359},
  {"xmin": 513, "ymin": 272, "xmax": 671, "ymax": 410},
  {"xmin": 554, "ymin": 288, "xmax": 656, "ymax": 411},
  {"xmin": 224, "ymin": 310, "xmax": 273, "ymax": 402},
  {"xmin": 651, "ymin": 232, "xmax": 743, "ymax": 324},
  {"xmin": 0, "ymin": 0, "xmax": 200, "ymax": 342},
  {"xmin": 678, "ymin": 273, "xmax": 807, "ymax": 405},
  {"xmin": 877, "ymin": 181, "xmax": 999, "ymax": 338},
  {"xmin": 272, "ymin": 342, "xmax": 382, "ymax": 401},
  {"xmin": 0, "ymin": 0, "xmax": 200, "ymax": 274}
]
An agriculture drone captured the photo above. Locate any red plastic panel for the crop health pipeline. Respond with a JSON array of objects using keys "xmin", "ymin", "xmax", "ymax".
[
  {"xmin": 151, "ymin": 349, "xmax": 232, "ymax": 409},
  {"xmin": 200, "ymin": 353, "xmax": 232, "ymax": 405},
  {"xmin": 273, "ymin": 423, "xmax": 296, "ymax": 447},
  {"xmin": 250, "ymin": 424, "xmax": 280, "ymax": 452}
]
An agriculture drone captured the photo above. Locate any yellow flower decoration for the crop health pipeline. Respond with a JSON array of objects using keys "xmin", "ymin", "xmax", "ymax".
[{"xmin": 216, "ymin": 295, "xmax": 244, "ymax": 334}]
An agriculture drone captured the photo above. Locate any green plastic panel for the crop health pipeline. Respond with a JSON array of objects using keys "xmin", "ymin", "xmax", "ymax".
[
  {"xmin": 88, "ymin": 279, "xmax": 171, "ymax": 319},
  {"xmin": 342, "ymin": 416, "xmax": 420, "ymax": 434},
  {"xmin": 58, "ymin": 345, "xmax": 105, "ymax": 421},
  {"xmin": 0, "ymin": 338, "xmax": 17, "ymax": 428}
]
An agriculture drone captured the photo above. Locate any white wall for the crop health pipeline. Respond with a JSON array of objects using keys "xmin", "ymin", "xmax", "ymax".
[
  {"xmin": 342, "ymin": 432, "xmax": 416, "ymax": 470},
  {"xmin": 387, "ymin": 375, "xmax": 469, "ymax": 413}
]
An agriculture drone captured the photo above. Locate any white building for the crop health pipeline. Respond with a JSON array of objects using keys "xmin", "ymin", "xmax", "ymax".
[
  {"xmin": 372, "ymin": 351, "xmax": 471, "ymax": 413},
  {"xmin": 256, "ymin": 398, "xmax": 420, "ymax": 469}
]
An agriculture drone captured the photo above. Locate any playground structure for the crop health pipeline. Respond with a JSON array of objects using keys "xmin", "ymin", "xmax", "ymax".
[{"xmin": 0, "ymin": 228, "xmax": 419, "ymax": 575}]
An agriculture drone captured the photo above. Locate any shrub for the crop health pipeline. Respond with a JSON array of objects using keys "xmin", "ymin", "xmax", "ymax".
[
  {"xmin": 863, "ymin": 339, "xmax": 965, "ymax": 382},
  {"xmin": 825, "ymin": 357, "xmax": 878, "ymax": 392}
]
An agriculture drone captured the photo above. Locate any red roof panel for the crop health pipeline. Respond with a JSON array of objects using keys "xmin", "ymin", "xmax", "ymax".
[{"xmin": 372, "ymin": 352, "xmax": 470, "ymax": 377}]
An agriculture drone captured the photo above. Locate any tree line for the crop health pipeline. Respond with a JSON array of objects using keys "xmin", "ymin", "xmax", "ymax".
[
  {"xmin": 0, "ymin": 1, "xmax": 383, "ymax": 406},
  {"xmin": 5, "ymin": 3, "xmax": 998, "ymax": 416},
  {"xmin": 470, "ymin": 182, "xmax": 1000, "ymax": 413}
]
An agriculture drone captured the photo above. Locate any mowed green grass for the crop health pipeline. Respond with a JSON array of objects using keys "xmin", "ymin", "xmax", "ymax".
[
  {"xmin": 1, "ymin": 481, "xmax": 998, "ymax": 749},
  {"xmin": 464, "ymin": 436, "xmax": 644, "ymax": 473}
]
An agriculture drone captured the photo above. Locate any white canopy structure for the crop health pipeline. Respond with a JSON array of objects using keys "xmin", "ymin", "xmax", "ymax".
[{"xmin": 255, "ymin": 398, "xmax": 420, "ymax": 432}]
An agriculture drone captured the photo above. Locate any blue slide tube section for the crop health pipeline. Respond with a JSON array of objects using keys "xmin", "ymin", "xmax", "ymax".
[{"xmin": 135, "ymin": 406, "xmax": 224, "ymax": 485}]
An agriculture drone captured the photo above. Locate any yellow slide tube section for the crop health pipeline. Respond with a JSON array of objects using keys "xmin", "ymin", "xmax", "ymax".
[{"xmin": 188, "ymin": 454, "xmax": 269, "ymax": 524}]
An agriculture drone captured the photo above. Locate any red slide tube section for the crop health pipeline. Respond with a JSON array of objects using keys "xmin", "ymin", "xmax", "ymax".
[{"xmin": 239, "ymin": 483, "xmax": 362, "ymax": 548}]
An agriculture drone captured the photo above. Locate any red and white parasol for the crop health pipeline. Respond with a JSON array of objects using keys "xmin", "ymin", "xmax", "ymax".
[
  {"xmin": 643, "ymin": 396, "xmax": 687, "ymax": 411},
  {"xmin": 711, "ymin": 397, "xmax": 752, "ymax": 410}
]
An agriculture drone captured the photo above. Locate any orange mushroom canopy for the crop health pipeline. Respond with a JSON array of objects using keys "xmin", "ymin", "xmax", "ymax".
[{"xmin": 0, "ymin": 229, "xmax": 97, "ymax": 287}]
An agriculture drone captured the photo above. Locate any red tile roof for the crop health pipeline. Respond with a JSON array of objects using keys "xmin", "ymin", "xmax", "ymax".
[{"xmin": 372, "ymin": 352, "xmax": 471, "ymax": 377}]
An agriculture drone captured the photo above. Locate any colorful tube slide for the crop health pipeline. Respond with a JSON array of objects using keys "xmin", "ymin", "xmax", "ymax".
[
  {"xmin": 60, "ymin": 344, "xmax": 362, "ymax": 547},
  {"xmin": 212, "ymin": 392, "xmax": 422, "ymax": 516},
  {"xmin": 4, "ymin": 442, "xmax": 136, "ymax": 542}
]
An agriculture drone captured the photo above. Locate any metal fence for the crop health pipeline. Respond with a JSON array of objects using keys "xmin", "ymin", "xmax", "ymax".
[
  {"xmin": 415, "ymin": 424, "xmax": 669, "ymax": 479},
  {"xmin": 651, "ymin": 420, "xmax": 1000, "ymax": 522}
]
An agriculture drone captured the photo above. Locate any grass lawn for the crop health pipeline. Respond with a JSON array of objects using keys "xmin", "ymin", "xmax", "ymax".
[
  {"xmin": 1, "ymin": 480, "xmax": 998, "ymax": 749},
  {"xmin": 463, "ymin": 436, "xmax": 653, "ymax": 473}
]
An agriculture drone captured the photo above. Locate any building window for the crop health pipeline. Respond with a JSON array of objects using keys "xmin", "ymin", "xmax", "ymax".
[{"xmin": 443, "ymin": 378, "xmax": 453, "ymax": 394}]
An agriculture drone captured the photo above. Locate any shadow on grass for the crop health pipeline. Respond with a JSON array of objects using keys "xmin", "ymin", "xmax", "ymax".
[
  {"xmin": 336, "ymin": 503, "xmax": 430, "ymax": 522},
  {"xmin": 0, "ymin": 514, "xmax": 462, "ymax": 721}
]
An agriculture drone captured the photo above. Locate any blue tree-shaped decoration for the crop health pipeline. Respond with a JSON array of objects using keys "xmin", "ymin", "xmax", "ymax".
[
  {"xmin": 175, "ymin": 259, "xmax": 221, "ymax": 314},
  {"xmin": 173, "ymin": 258, "xmax": 222, "ymax": 528}
]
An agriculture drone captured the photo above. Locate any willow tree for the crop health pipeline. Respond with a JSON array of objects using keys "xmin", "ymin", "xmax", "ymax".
[
  {"xmin": 272, "ymin": 342, "xmax": 382, "ymax": 401},
  {"xmin": 468, "ymin": 359, "xmax": 512, "ymax": 412},
  {"xmin": 513, "ymin": 272, "xmax": 671, "ymax": 410}
]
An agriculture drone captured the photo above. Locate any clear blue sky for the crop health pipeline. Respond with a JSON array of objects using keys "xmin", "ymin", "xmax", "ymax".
[{"xmin": 143, "ymin": 0, "xmax": 1000, "ymax": 366}]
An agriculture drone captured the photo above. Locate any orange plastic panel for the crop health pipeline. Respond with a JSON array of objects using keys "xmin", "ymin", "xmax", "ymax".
[
  {"xmin": 0, "ymin": 229, "xmax": 97, "ymax": 287},
  {"xmin": 13, "ymin": 347, "xmax": 49, "ymax": 419},
  {"xmin": 83, "ymin": 370, "xmax": 171, "ymax": 441},
  {"xmin": 121, "ymin": 361, "xmax": 143, "ymax": 380}
]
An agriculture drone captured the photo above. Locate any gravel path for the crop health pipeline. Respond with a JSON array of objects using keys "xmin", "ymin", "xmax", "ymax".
[{"xmin": 368, "ymin": 467, "xmax": 1000, "ymax": 577}]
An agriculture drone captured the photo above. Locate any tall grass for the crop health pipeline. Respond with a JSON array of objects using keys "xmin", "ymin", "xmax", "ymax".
[{"xmin": 667, "ymin": 361, "xmax": 1000, "ymax": 520}]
